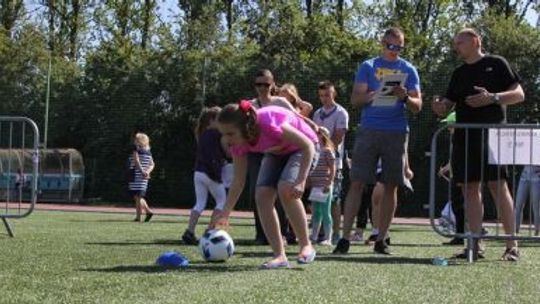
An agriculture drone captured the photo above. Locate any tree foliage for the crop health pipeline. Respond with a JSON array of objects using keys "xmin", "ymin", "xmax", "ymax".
[{"xmin": 0, "ymin": 0, "xmax": 539, "ymax": 214}]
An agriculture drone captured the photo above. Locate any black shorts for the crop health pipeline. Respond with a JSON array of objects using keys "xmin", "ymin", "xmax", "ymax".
[{"xmin": 452, "ymin": 129, "xmax": 507, "ymax": 183}]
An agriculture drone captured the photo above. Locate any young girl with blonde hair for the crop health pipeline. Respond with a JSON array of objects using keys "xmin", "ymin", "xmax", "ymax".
[
  {"xmin": 278, "ymin": 83, "xmax": 313, "ymax": 117},
  {"xmin": 128, "ymin": 132, "xmax": 155, "ymax": 222}
]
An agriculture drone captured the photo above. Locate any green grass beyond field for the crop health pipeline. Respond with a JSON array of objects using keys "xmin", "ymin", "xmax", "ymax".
[{"xmin": 1, "ymin": 210, "xmax": 540, "ymax": 304}]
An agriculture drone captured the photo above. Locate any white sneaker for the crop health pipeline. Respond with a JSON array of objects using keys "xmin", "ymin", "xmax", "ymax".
[{"xmin": 319, "ymin": 240, "xmax": 332, "ymax": 246}]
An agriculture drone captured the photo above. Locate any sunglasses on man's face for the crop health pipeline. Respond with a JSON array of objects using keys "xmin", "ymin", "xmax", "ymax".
[
  {"xmin": 385, "ymin": 43, "xmax": 404, "ymax": 52},
  {"xmin": 255, "ymin": 83, "xmax": 271, "ymax": 88}
]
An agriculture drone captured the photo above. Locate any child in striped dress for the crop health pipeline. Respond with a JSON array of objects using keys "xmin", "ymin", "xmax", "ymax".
[
  {"xmin": 128, "ymin": 133, "xmax": 155, "ymax": 222},
  {"xmin": 308, "ymin": 127, "xmax": 336, "ymax": 245}
]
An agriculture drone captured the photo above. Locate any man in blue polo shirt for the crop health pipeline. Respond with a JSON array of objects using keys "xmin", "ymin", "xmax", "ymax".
[{"xmin": 333, "ymin": 27, "xmax": 422, "ymax": 255}]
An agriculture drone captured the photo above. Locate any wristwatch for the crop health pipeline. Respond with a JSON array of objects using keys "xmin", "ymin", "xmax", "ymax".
[{"xmin": 491, "ymin": 93, "xmax": 500, "ymax": 105}]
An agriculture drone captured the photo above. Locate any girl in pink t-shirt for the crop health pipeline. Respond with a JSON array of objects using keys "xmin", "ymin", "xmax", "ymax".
[{"xmin": 210, "ymin": 100, "xmax": 319, "ymax": 269}]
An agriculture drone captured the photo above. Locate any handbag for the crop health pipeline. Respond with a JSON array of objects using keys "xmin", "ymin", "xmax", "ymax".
[{"xmin": 308, "ymin": 187, "xmax": 330, "ymax": 203}]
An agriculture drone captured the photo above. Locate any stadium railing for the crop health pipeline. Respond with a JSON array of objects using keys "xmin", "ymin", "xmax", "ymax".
[
  {"xmin": 0, "ymin": 117, "xmax": 39, "ymax": 237},
  {"xmin": 429, "ymin": 123, "xmax": 540, "ymax": 262}
]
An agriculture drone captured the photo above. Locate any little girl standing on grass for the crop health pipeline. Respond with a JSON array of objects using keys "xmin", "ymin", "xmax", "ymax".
[
  {"xmin": 182, "ymin": 106, "xmax": 229, "ymax": 245},
  {"xmin": 308, "ymin": 127, "xmax": 336, "ymax": 245},
  {"xmin": 128, "ymin": 133, "xmax": 155, "ymax": 222}
]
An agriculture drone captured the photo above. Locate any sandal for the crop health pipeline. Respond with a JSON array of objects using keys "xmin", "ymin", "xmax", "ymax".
[
  {"xmin": 297, "ymin": 249, "xmax": 316, "ymax": 264},
  {"xmin": 260, "ymin": 260, "xmax": 290, "ymax": 270}
]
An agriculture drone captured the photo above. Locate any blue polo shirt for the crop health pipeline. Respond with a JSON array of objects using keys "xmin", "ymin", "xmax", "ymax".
[{"xmin": 354, "ymin": 57, "xmax": 420, "ymax": 132}]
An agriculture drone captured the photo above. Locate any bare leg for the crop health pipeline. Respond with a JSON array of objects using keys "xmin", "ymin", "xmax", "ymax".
[
  {"xmin": 488, "ymin": 180, "xmax": 517, "ymax": 248},
  {"xmin": 140, "ymin": 198, "xmax": 153, "ymax": 214},
  {"xmin": 341, "ymin": 181, "xmax": 364, "ymax": 240},
  {"xmin": 331, "ymin": 203, "xmax": 341, "ymax": 238},
  {"xmin": 376, "ymin": 183, "xmax": 398, "ymax": 241},
  {"xmin": 256, "ymin": 186, "xmax": 286, "ymax": 263},
  {"xmin": 278, "ymin": 182, "xmax": 313, "ymax": 257},
  {"xmin": 462, "ymin": 182, "xmax": 483, "ymax": 236},
  {"xmin": 134, "ymin": 196, "xmax": 142, "ymax": 221},
  {"xmin": 371, "ymin": 183, "xmax": 384, "ymax": 231},
  {"xmin": 187, "ymin": 210, "xmax": 201, "ymax": 233}
]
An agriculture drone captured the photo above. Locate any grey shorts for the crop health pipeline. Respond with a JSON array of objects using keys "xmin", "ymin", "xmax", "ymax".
[
  {"xmin": 350, "ymin": 128, "xmax": 407, "ymax": 186},
  {"xmin": 257, "ymin": 147, "xmax": 320, "ymax": 188}
]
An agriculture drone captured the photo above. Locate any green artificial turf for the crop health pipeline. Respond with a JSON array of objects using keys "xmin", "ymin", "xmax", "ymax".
[{"xmin": 1, "ymin": 210, "xmax": 540, "ymax": 304}]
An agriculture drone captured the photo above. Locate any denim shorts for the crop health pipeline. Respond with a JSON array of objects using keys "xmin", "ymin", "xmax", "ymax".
[{"xmin": 257, "ymin": 145, "xmax": 320, "ymax": 188}]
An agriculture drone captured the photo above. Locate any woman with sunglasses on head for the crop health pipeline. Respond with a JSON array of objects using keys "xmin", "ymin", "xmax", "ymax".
[{"xmin": 210, "ymin": 101, "xmax": 319, "ymax": 269}]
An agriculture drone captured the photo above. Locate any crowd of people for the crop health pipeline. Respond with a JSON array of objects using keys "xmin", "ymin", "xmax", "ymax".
[{"xmin": 127, "ymin": 27, "xmax": 529, "ymax": 267}]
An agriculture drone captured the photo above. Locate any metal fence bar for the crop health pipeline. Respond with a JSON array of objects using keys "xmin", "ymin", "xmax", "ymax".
[
  {"xmin": 0, "ymin": 116, "xmax": 40, "ymax": 237},
  {"xmin": 430, "ymin": 123, "xmax": 540, "ymax": 263}
]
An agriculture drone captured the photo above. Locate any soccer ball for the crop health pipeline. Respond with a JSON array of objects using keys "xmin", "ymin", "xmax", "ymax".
[{"xmin": 199, "ymin": 229, "xmax": 235, "ymax": 262}]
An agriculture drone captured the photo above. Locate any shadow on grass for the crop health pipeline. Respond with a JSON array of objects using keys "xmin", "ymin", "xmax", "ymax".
[
  {"xmin": 69, "ymin": 219, "xmax": 255, "ymax": 227},
  {"xmin": 86, "ymin": 239, "xmax": 182, "ymax": 246},
  {"xmin": 316, "ymin": 254, "xmax": 433, "ymax": 265},
  {"xmin": 391, "ymin": 243, "xmax": 443, "ymax": 248},
  {"xmin": 81, "ymin": 261, "xmax": 305, "ymax": 273},
  {"xmin": 236, "ymin": 250, "xmax": 302, "ymax": 258}
]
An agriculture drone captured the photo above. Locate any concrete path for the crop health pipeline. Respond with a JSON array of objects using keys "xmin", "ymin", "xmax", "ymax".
[{"xmin": 3, "ymin": 202, "xmax": 432, "ymax": 226}]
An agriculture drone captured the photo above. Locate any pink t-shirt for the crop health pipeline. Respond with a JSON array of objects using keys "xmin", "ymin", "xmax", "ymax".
[{"xmin": 230, "ymin": 106, "xmax": 319, "ymax": 157}]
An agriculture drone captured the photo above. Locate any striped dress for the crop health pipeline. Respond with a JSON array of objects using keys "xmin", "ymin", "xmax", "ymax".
[
  {"xmin": 128, "ymin": 145, "xmax": 153, "ymax": 195},
  {"xmin": 309, "ymin": 147, "xmax": 335, "ymax": 188}
]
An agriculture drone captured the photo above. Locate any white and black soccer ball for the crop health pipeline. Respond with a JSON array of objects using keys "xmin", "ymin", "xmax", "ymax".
[{"xmin": 199, "ymin": 229, "xmax": 235, "ymax": 262}]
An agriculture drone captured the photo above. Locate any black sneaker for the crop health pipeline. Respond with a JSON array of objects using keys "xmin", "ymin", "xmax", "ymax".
[
  {"xmin": 144, "ymin": 212, "xmax": 153, "ymax": 222},
  {"xmin": 374, "ymin": 240, "xmax": 391, "ymax": 255},
  {"xmin": 254, "ymin": 238, "xmax": 269, "ymax": 245},
  {"xmin": 332, "ymin": 238, "xmax": 350, "ymax": 254},
  {"xmin": 364, "ymin": 234, "xmax": 378, "ymax": 245},
  {"xmin": 501, "ymin": 247, "xmax": 519, "ymax": 262},
  {"xmin": 385, "ymin": 237, "xmax": 391, "ymax": 246},
  {"xmin": 181, "ymin": 229, "xmax": 198, "ymax": 245},
  {"xmin": 443, "ymin": 237, "xmax": 464, "ymax": 246}
]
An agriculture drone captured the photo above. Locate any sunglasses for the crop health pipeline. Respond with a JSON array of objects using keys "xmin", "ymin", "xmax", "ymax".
[
  {"xmin": 385, "ymin": 43, "xmax": 405, "ymax": 52},
  {"xmin": 255, "ymin": 83, "xmax": 271, "ymax": 87}
]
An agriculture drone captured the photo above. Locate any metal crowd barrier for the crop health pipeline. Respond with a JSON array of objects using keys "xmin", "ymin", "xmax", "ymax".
[
  {"xmin": 429, "ymin": 123, "xmax": 540, "ymax": 262},
  {"xmin": 0, "ymin": 117, "xmax": 39, "ymax": 237}
]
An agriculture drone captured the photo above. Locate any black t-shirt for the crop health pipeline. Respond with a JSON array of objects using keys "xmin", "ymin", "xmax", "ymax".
[{"xmin": 445, "ymin": 55, "xmax": 521, "ymax": 124}]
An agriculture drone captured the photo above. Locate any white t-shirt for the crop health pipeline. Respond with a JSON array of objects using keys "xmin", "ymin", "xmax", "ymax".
[{"xmin": 313, "ymin": 104, "xmax": 349, "ymax": 169}]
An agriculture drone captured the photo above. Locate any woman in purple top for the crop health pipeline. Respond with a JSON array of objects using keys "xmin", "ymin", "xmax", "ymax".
[{"xmin": 210, "ymin": 100, "xmax": 319, "ymax": 269}]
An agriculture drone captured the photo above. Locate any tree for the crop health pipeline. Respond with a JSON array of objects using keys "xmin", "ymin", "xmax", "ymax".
[{"xmin": 0, "ymin": 0, "xmax": 24, "ymax": 37}]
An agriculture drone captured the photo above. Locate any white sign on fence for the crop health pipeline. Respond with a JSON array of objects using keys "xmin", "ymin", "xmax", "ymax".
[{"xmin": 488, "ymin": 128, "xmax": 540, "ymax": 165}]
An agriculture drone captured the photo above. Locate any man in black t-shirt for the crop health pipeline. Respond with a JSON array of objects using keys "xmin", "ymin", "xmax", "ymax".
[{"xmin": 433, "ymin": 28, "xmax": 525, "ymax": 261}]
